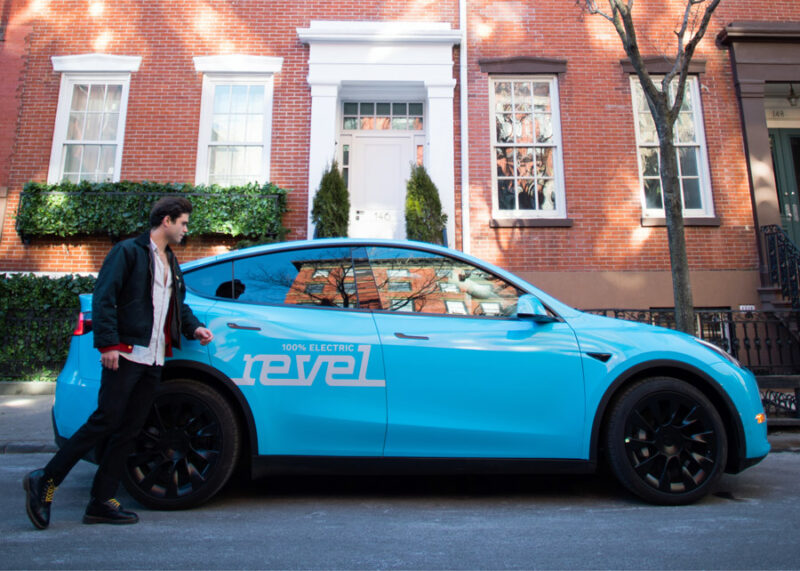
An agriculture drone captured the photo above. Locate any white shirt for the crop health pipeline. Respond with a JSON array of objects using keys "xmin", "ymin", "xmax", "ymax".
[{"xmin": 121, "ymin": 239, "xmax": 173, "ymax": 367}]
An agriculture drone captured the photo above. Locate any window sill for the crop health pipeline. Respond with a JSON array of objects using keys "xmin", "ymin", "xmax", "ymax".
[
  {"xmin": 490, "ymin": 218, "xmax": 574, "ymax": 228},
  {"xmin": 641, "ymin": 217, "xmax": 721, "ymax": 227}
]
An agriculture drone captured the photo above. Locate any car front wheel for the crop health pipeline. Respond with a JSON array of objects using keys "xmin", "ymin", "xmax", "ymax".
[
  {"xmin": 605, "ymin": 377, "xmax": 727, "ymax": 505},
  {"xmin": 123, "ymin": 378, "xmax": 240, "ymax": 510}
]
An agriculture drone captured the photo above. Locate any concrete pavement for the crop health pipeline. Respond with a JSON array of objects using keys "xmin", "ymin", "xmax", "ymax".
[{"xmin": 2, "ymin": 382, "xmax": 800, "ymax": 454}]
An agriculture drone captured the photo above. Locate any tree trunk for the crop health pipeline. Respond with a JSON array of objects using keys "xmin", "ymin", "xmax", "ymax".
[{"xmin": 658, "ymin": 125, "xmax": 696, "ymax": 334}]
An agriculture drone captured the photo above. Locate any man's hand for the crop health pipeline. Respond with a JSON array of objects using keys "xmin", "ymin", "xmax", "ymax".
[
  {"xmin": 101, "ymin": 350, "xmax": 120, "ymax": 370},
  {"xmin": 194, "ymin": 327, "xmax": 214, "ymax": 345}
]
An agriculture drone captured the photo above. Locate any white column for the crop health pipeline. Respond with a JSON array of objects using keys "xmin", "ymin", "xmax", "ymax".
[
  {"xmin": 425, "ymin": 81, "xmax": 457, "ymax": 247},
  {"xmin": 306, "ymin": 82, "xmax": 340, "ymax": 239}
]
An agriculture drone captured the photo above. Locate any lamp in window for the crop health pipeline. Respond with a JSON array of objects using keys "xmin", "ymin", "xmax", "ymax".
[{"xmin": 789, "ymin": 84, "xmax": 799, "ymax": 107}]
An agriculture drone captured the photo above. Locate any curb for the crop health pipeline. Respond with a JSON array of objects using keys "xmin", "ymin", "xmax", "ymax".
[{"xmin": 0, "ymin": 382, "xmax": 56, "ymax": 395}]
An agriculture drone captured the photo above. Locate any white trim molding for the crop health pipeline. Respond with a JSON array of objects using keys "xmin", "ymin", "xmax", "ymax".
[
  {"xmin": 193, "ymin": 55, "xmax": 283, "ymax": 75},
  {"xmin": 51, "ymin": 53, "xmax": 141, "ymax": 73},
  {"xmin": 298, "ymin": 20, "xmax": 460, "ymax": 243}
]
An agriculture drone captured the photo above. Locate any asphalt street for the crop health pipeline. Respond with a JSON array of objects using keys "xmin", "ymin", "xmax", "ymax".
[{"xmin": 2, "ymin": 393, "xmax": 800, "ymax": 569}]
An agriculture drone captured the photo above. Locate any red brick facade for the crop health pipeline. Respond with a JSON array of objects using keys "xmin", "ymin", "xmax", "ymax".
[{"xmin": 1, "ymin": 1, "xmax": 799, "ymax": 309}]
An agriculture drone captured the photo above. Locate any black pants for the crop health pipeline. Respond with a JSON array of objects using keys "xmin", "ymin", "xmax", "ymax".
[{"xmin": 45, "ymin": 358, "xmax": 161, "ymax": 501}]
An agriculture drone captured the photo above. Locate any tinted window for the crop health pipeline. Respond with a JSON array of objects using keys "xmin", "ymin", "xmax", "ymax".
[
  {"xmin": 366, "ymin": 247, "xmax": 523, "ymax": 317},
  {"xmin": 233, "ymin": 247, "xmax": 358, "ymax": 307},
  {"xmin": 184, "ymin": 261, "xmax": 235, "ymax": 298}
]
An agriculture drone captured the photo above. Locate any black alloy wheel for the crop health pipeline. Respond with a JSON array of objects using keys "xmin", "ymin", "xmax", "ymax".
[
  {"xmin": 605, "ymin": 377, "xmax": 727, "ymax": 505},
  {"xmin": 123, "ymin": 379, "xmax": 240, "ymax": 510}
]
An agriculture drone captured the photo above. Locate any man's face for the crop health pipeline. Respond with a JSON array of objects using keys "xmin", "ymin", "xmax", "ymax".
[{"xmin": 164, "ymin": 213, "xmax": 189, "ymax": 246}]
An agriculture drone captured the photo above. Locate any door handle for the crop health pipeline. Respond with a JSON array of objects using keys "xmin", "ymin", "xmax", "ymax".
[
  {"xmin": 394, "ymin": 332, "xmax": 429, "ymax": 340},
  {"xmin": 227, "ymin": 322, "xmax": 261, "ymax": 331}
]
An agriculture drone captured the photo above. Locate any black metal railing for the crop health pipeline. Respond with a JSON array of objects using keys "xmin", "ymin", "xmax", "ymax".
[
  {"xmin": 583, "ymin": 308, "xmax": 800, "ymax": 376},
  {"xmin": 762, "ymin": 224, "xmax": 800, "ymax": 308}
]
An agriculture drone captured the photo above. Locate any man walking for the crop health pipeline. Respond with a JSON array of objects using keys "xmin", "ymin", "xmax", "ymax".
[{"xmin": 23, "ymin": 196, "xmax": 213, "ymax": 528}]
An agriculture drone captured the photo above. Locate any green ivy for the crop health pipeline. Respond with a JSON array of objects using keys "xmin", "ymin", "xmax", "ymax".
[
  {"xmin": 0, "ymin": 273, "xmax": 97, "ymax": 381},
  {"xmin": 15, "ymin": 180, "xmax": 290, "ymax": 241}
]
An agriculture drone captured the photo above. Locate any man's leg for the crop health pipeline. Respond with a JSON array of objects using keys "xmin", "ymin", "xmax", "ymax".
[{"xmin": 23, "ymin": 358, "xmax": 149, "ymax": 529}]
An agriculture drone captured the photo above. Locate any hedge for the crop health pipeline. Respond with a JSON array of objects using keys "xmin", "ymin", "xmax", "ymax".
[
  {"xmin": 0, "ymin": 274, "xmax": 97, "ymax": 381},
  {"xmin": 15, "ymin": 180, "xmax": 289, "ymax": 241}
]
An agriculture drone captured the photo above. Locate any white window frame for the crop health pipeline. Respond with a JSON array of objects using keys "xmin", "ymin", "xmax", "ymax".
[
  {"xmin": 48, "ymin": 55, "xmax": 140, "ymax": 184},
  {"xmin": 489, "ymin": 75, "xmax": 567, "ymax": 220},
  {"xmin": 630, "ymin": 76, "xmax": 715, "ymax": 219},
  {"xmin": 194, "ymin": 56, "xmax": 282, "ymax": 186}
]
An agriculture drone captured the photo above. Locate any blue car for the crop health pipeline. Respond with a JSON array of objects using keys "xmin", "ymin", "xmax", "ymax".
[{"xmin": 54, "ymin": 238, "xmax": 769, "ymax": 508}]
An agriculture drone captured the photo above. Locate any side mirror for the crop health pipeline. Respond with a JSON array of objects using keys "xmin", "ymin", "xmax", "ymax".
[{"xmin": 516, "ymin": 294, "xmax": 558, "ymax": 323}]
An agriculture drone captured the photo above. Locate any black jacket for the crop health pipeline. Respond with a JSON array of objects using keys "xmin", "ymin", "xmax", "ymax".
[{"xmin": 92, "ymin": 232, "xmax": 203, "ymax": 351}]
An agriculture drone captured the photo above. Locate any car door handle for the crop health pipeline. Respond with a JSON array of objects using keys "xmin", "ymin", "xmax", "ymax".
[
  {"xmin": 394, "ymin": 332, "xmax": 429, "ymax": 340},
  {"xmin": 227, "ymin": 322, "xmax": 261, "ymax": 331}
]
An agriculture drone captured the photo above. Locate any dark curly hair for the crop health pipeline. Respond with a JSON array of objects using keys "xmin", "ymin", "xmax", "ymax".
[{"xmin": 149, "ymin": 196, "xmax": 193, "ymax": 229}]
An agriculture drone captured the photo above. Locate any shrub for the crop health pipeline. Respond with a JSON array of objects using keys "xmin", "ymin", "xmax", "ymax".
[
  {"xmin": 0, "ymin": 273, "xmax": 97, "ymax": 381},
  {"xmin": 405, "ymin": 165, "xmax": 447, "ymax": 244},
  {"xmin": 311, "ymin": 161, "xmax": 350, "ymax": 238},
  {"xmin": 15, "ymin": 180, "xmax": 289, "ymax": 242}
]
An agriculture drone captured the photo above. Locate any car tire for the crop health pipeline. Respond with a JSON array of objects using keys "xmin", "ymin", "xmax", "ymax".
[
  {"xmin": 123, "ymin": 378, "xmax": 241, "ymax": 510},
  {"xmin": 605, "ymin": 377, "xmax": 727, "ymax": 505}
]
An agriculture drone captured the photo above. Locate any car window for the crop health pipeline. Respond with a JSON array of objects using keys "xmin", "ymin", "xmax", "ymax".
[
  {"xmin": 365, "ymin": 246, "xmax": 523, "ymax": 317},
  {"xmin": 184, "ymin": 261, "xmax": 235, "ymax": 298},
  {"xmin": 232, "ymin": 247, "xmax": 358, "ymax": 308}
]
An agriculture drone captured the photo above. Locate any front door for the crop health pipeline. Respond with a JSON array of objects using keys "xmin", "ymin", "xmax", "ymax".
[
  {"xmin": 770, "ymin": 129, "xmax": 800, "ymax": 244},
  {"xmin": 347, "ymin": 134, "xmax": 414, "ymax": 240}
]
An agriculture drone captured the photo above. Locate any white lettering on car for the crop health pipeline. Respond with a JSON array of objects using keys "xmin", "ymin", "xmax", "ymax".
[{"xmin": 232, "ymin": 344, "xmax": 385, "ymax": 387}]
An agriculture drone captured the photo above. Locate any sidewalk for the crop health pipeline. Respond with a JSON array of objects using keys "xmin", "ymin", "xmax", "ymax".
[{"xmin": 2, "ymin": 383, "xmax": 800, "ymax": 454}]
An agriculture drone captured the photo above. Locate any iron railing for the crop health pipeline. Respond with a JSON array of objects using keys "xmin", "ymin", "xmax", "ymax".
[
  {"xmin": 762, "ymin": 224, "xmax": 800, "ymax": 308},
  {"xmin": 583, "ymin": 308, "xmax": 800, "ymax": 376}
]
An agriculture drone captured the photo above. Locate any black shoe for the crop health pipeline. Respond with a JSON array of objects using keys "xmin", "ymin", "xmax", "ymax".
[
  {"xmin": 82, "ymin": 498, "xmax": 139, "ymax": 525},
  {"xmin": 23, "ymin": 469, "xmax": 56, "ymax": 530}
]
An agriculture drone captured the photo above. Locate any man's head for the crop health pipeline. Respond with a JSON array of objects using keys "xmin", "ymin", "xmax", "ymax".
[{"xmin": 150, "ymin": 197, "xmax": 192, "ymax": 246}]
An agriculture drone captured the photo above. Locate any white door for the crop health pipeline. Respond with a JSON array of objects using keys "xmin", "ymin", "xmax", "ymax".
[{"xmin": 348, "ymin": 134, "xmax": 414, "ymax": 240}]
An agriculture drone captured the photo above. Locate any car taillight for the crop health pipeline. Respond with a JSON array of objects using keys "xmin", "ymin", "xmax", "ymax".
[{"xmin": 73, "ymin": 312, "xmax": 93, "ymax": 335}]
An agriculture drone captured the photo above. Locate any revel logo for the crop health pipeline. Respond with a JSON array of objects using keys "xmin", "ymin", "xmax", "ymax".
[{"xmin": 233, "ymin": 344, "xmax": 385, "ymax": 387}]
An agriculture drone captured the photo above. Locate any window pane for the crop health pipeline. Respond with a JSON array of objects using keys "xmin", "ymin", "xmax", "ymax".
[
  {"xmin": 682, "ymin": 178, "xmax": 702, "ymax": 209},
  {"xmin": 535, "ymin": 114, "xmax": 552, "ymax": 144},
  {"xmin": 514, "ymin": 81, "xmax": 532, "ymax": 111},
  {"xmin": 518, "ymin": 180, "xmax": 536, "ymax": 210},
  {"xmin": 105, "ymin": 85, "xmax": 122, "ymax": 112},
  {"xmin": 516, "ymin": 147, "xmax": 533, "ymax": 177},
  {"xmin": 392, "ymin": 103, "xmax": 406, "ymax": 115},
  {"xmin": 185, "ymin": 261, "xmax": 234, "ymax": 297},
  {"xmin": 497, "ymin": 147, "xmax": 513, "ymax": 177},
  {"xmin": 343, "ymin": 117, "xmax": 358, "ymax": 130},
  {"xmin": 101, "ymin": 113, "xmax": 119, "ymax": 140},
  {"xmin": 245, "ymin": 115, "xmax": 263, "ymax": 143},
  {"xmin": 84, "ymin": 114, "xmax": 101, "ymax": 140},
  {"xmin": 246, "ymin": 147, "xmax": 262, "ymax": 178},
  {"xmin": 516, "ymin": 114, "xmax": 534, "ymax": 143},
  {"xmin": 535, "ymin": 148, "xmax": 553, "ymax": 178},
  {"xmin": 211, "ymin": 116, "xmax": 227, "ymax": 142},
  {"xmin": 230, "ymin": 146, "xmax": 246, "ymax": 174},
  {"xmin": 343, "ymin": 102, "xmax": 358, "ymax": 115},
  {"xmin": 495, "ymin": 82, "xmax": 512, "ymax": 112},
  {"xmin": 676, "ymin": 112, "xmax": 696, "ymax": 143},
  {"xmin": 496, "ymin": 114, "xmax": 513, "ymax": 143},
  {"xmin": 678, "ymin": 147, "xmax": 699, "ymax": 177},
  {"xmin": 640, "ymin": 148, "xmax": 659, "ymax": 177},
  {"xmin": 391, "ymin": 117, "xmax": 407, "ymax": 130},
  {"xmin": 540, "ymin": 180, "xmax": 556, "ymax": 210},
  {"xmin": 63, "ymin": 145, "xmax": 82, "ymax": 173},
  {"xmin": 376, "ymin": 103, "xmax": 391, "ymax": 116},
  {"xmin": 88, "ymin": 85, "xmax": 105, "ymax": 112},
  {"xmin": 82, "ymin": 145, "xmax": 100, "ymax": 173},
  {"xmin": 408, "ymin": 103, "xmax": 423, "ymax": 115},
  {"xmin": 532, "ymin": 82, "xmax": 551, "ymax": 113},
  {"xmin": 638, "ymin": 113, "xmax": 657, "ymax": 144},
  {"xmin": 248, "ymin": 85, "xmax": 264, "ymax": 113},
  {"xmin": 67, "ymin": 113, "xmax": 83, "ymax": 140},
  {"xmin": 367, "ymin": 246, "xmax": 522, "ymax": 317},
  {"xmin": 230, "ymin": 85, "xmax": 248, "ymax": 114},
  {"xmin": 229, "ymin": 115, "xmax": 247, "ymax": 142},
  {"xmin": 376, "ymin": 117, "xmax": 391, "ymax": 130},
  {"xmin": 644, "ymin": 178, "xmax": 663, "ymax": 209},
  {"xmin": 71, "ymin": 85, "xmax": 89, "ymax": 111},
  {"xmin": 360, "ymin": 102, "xmax": 374, "ymax": 115},
  {"xmin": 214, "ymin": 85, "xmax": 231, "ymax": 114},
  {"xmin": 411, "ymin": 117, "xmax": 423, "ymax": 130},
  {"xmin": 361, "ymin": 117, "xmax": 375, "ymax": 130},
  {"xmin": 234, "ymin": 247, "xmax": 356, "ymax": 308},
  {"xmin": 99, "ymin": 145, "xmax": 116, "ymax": 178}
]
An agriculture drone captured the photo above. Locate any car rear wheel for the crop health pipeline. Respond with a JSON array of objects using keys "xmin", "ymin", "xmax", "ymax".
[
  {"xmin": 123, "ymin": 379, "xmax": 240, "ymax": 510},
  {"xmin": 605, "ymin": 377, "xmax": 727, "ymax": 505}
]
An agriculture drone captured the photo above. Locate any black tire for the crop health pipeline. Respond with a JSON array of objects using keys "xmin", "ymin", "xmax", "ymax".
[
  {"xmin": 605, "ymin": 377, "xmax": 727, "ymax": 505},
  {"xmin": 123, "ymin": 379, "xmax": 240, "ymax": 510}
]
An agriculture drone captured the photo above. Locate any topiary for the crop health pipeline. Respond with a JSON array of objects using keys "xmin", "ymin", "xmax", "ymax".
[
  {"xmin": 311, "ymin": 160, "xmax": 350, "ymax": 238},
  {"xmin": 405, "ymin": 164, "xmax": 447, "ymax": 244}
]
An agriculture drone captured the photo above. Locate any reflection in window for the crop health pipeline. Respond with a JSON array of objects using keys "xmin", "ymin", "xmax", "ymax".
[
  {"xmin": 367, "ymin": 247, "xmax": 523, "ymax": 317},
  {"xmin": 228, "ymin": 247, "xmax": 357, "ymax": 308},
  {"xmin": 184, "ymin": 261, "xmax": 234, "ymax": 298},
  {"xmin": 342, "ymin": 101, "xmax": 423, "ymax": 131},
  {"xmin": 631, "ymin": 76, "xmax": 712, "ymax": 216}
]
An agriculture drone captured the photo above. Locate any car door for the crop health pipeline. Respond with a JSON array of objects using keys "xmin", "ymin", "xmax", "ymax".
[
  {"xmin": 364, "ymin": 246, "xmax": 585, "ymax": 459},
  {"xmin": 184, "ymin": 246, "xmax": 387, "ymax": 457}
]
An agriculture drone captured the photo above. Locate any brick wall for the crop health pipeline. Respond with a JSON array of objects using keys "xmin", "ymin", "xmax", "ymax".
[{"xmin": 2, "ymin": 0, "xmax": 798, "ymax": 282}]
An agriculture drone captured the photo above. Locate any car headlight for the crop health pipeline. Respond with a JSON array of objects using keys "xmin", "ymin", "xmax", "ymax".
[{"xmin": 694, "ymin": 337, "xmax": 742, "ymax": 369}]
